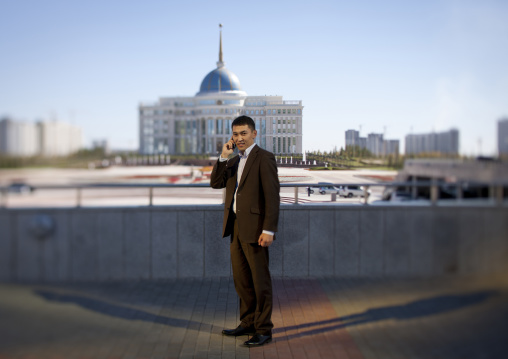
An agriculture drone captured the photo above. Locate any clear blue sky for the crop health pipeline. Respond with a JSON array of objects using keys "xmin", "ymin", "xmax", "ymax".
[{"xmin": 1, "ymin": 0, "xmax": 507, "ymax": 155}]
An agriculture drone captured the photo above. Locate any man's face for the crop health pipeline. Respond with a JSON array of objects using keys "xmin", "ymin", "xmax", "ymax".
[{"xmin": 232, "ymin": 124, "xmax": 257, "ymax": 152}]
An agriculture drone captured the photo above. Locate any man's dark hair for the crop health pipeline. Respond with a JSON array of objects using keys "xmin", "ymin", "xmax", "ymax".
[{"xmin": 232, "ymin": 115, "xmax": 256, "ymax": 131}]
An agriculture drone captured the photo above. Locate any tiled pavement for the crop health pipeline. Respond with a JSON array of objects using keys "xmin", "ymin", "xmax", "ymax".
[{"xmin": 0, "ymin": 275, "xmax": 507, "ymax": 359}]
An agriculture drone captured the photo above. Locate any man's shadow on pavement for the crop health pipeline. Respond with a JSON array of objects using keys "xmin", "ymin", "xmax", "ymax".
[
  {"xmin": 35, "ymin": 289, "xmax": 498, "ymax": 340},
  {"xmin": 273, "ymin": 290, "xmax": 498, "ymax": 340},
  {"xmin": 34, "ymin": 289, "xmax": 216, "ymax": 332}
]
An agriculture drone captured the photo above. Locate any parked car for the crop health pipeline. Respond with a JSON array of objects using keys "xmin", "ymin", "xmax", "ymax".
[
  {"xmin": 338, "ymin": 185, "xmax": 370, "ymax": 198},
  {"xmin": 7, "ymin": 182, "xmax": 35, "ymax": 194},
  {"xmin": 307, "ymin": 182, "xmax": 336, "ymax": 195},
  {"xmin": 319, "ymin": 186, "xmax": 340, "ymax": 195},
  {"xmin": 389, "ymin": 190, "xmax": 412, "ymax": 201}
]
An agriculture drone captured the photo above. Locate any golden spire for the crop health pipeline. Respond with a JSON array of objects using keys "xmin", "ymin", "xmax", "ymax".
[{"xmin": 217, "ymin": 23, "xmax": 225, "ymax": 68}]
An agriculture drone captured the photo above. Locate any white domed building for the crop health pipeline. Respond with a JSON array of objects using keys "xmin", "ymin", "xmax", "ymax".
[{"xmin": 139, "ymin": 27, "xmax": 303, "ymax": 156}]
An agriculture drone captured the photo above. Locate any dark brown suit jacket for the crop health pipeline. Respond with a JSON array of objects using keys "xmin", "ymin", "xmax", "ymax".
[{"xmin": 210, "ymin": 145, "xmax": 280, "ymax": 243}]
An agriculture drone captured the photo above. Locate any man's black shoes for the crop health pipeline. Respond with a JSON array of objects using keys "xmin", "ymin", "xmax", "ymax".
[
  {"xmin": 222, "ymin": 326, "xmax": 273, "ymax": 346},
  {"xmin": 243, "ymin": 333, "xmax": 272, "ymax": 346},
  {"xmin": 222, "ymin": 325, "xmax": 255, "ymax": 336}
]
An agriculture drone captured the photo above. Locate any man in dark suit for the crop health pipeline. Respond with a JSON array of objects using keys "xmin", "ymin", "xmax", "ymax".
[{"xmin": 210, "ymin": 115, "xmax": 280, "ymax": 347}]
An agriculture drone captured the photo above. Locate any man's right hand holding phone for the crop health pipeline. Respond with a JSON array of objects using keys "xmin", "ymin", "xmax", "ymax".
[{"xmin": 221, "ymin": 137, "xmax": 236, "ymax": 159}]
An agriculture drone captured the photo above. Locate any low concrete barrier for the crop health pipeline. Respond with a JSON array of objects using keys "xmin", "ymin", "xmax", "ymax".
[{"xmin": 1, "ymin": 205, "xmax": 507, "ymax": 281}]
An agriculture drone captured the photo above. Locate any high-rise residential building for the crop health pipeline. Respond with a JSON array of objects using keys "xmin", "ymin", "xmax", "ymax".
[
  {"xmin": 345, "ymin": 130, "xmax": 360, "ymax": 148},
  {"xmin": 0, "ymin": 117, "xmax": 82, "ymax": 157},
  {"xmin": 38, "ymin": 121, "xmax": 82, "ymax": 157},
  {"xmin": 359, "ymin": 137, "xmax": 367, "ymax": 150},
  {"xmin": 498, "ymin": 118, "xmax": 508, "ymax": 158},
  {"xmin": 405, "ymin": 129, "xmax": 459, "ymax": 155},
  {"xmin": 344, "ymin": 129, "xmax": 399, "ymax": 156},
  {"xmin": 367, "ymin": 133, "xmax": 384, "ymax": 156},
  {"xmin": 139, "ymin": 28, "xmax": 303, "ymax": 156},
  {"xmin": 0, "ymin": 117, "xmax": 39, "ymax": 156},
  {"xmin": 385, "ymin": 139, "xmax": 400, "ymax": 156}
]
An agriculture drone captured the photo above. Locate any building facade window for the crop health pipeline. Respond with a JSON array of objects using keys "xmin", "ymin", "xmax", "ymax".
[
  {"xmin": 207, "ymin": 119, "xmax": 214, "ymax": 135},
  {"xmin": 217, "ymin": 119, "xmax": 223, "ymax": 134},
  {"xmin": 225, "ymin": 119, "xmax": 232, "ymax": 135}
]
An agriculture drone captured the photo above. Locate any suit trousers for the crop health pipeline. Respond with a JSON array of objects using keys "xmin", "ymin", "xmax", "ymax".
[{"xmin": 231, "ymin": 215, "xmax": 273, "ymax": 335}]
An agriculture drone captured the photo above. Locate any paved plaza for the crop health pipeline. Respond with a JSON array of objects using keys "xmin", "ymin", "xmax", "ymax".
[{"xmin": 1, "ymin": 274, "xmax": 507, "ymax": 359}]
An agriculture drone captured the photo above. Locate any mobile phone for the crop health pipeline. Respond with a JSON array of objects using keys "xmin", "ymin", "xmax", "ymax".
[{"xmin": 228, "ymin": 137, "xmax": 236, "ymax": 150}]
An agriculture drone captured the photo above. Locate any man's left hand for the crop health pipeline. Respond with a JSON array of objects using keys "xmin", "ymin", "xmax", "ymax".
[{"xmin": 258, "ymin": 233, "xmax": 273, "ymax": 247}]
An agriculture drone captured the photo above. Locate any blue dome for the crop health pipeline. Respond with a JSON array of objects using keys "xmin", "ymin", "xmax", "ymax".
[{"xmin": 197, "ymin": 67, "xmax": 244, "ymax": 96}]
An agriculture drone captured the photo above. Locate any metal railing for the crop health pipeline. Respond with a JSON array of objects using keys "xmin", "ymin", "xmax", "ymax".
[
  {"xmin": 285, "ymin": 181, "xmax": 506, "ymax": 206},
  {"xmin": 1, "ymin": 181, "xmax": 506, "ymax": 209}
]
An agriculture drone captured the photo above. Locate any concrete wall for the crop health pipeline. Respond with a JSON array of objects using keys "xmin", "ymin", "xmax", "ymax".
[{"xmin": 1, "ymin": 205, "xmax": 507, "ymax": 282}]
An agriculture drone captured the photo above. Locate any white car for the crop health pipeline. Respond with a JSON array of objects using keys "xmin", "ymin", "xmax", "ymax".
[
  {"xmin": 338, "ymin": 185, "xmax": 370, "ymax": 198},
  {"xmin": 319, "ymin": 186, "xmax": 340, "ymax": 195}
]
